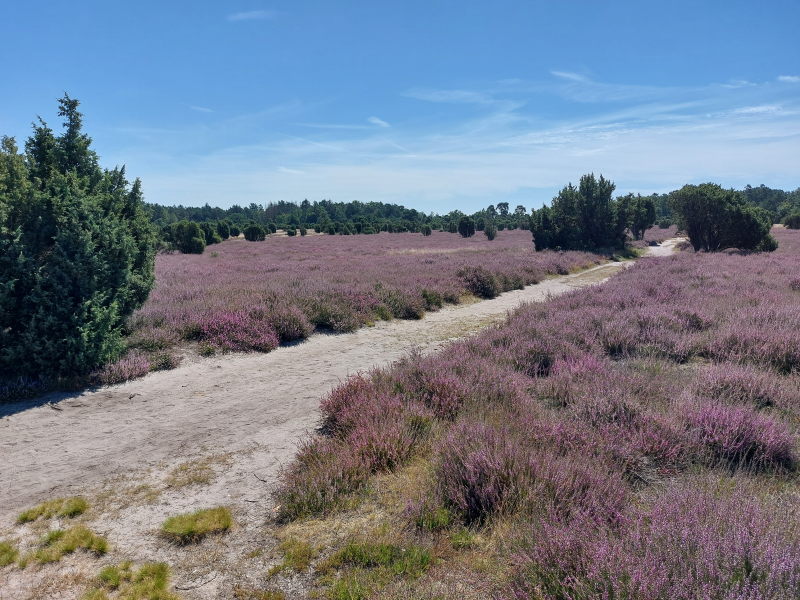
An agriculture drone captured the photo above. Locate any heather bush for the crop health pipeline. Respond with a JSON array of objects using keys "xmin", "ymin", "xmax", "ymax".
[
  {"xmin": 198, "ymin": 310, "xmax": 280, "ymax": 352},
  {"xmin": 265, "ymin": 304, "xmax": 313, "ymax": 342},
  {"xmin": 459, "ymin": 266, "xmax": 501, "ymax": 299},
  {"xmin": 693, "ymin": 363, "xmax": 792, "ymax": 409},
  {"xmin": 148, "ymin": 350, "xmax": 182, "ymax": 372},
  {"xmin": 274, "ymin": 437, "xmax": 371, "ymax": 522},
  {"xmin": 434, "ymin": 420, "xmax": 530, "ymax": 524},
  {"xmin": 509, "ymin": 481, "xmax": 800, "ymax": 600},
  {"xmin": 686, "ymin": 401, "xmax": 795, "ymax": 472},
  {"xmin": 93, "ymin": 351, "xmax": 151, "ymax": 385}
]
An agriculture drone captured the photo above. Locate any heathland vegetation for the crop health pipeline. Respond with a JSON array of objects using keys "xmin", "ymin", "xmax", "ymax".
[
  {"xmin": 273, "ymin": 226, "xmax": 800, "ymax": 598},
  {"xmin": 1, "ymin": 97, "xmax": 797, "ymax": 400}
]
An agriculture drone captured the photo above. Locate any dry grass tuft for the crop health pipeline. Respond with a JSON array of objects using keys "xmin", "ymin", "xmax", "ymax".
[
  {"xmin": 161, "ymin": 507, "xmax": 232, "ymax": 544},
  {"xmin": 81, "ymin": 561, "xmax": 181, "ymax": 600},
  {"xmin": 17, "ymin": 496, "xmax": 89, "ymax": 523},
  {"xmin": 0, "ymin": 540, "xmax": 18, "ymax": 566},
  {"xmin": 22, "ymin": 525, "xmax": 108, "ymax": 565},
  {"xmin": 165, "ymin": 455, "xmax": 231, "ymax": 488}
]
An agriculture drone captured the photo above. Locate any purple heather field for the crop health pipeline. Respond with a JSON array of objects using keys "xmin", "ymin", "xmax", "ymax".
[
  {"xmin": 105, "ymin": 230, "xmax": 603, "ymax": 383},
  {"xmin": 276, "ymin": 227, "xmax": 800, "ymax": 599}
]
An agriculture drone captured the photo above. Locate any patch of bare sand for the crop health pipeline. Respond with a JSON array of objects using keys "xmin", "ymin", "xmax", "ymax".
[{"xmin": 0, "ymin": 242, "xmax": 679, "ymax": 599}]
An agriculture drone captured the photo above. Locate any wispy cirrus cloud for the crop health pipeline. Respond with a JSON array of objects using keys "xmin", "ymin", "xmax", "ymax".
[
  {"xmin": 778, "ymin": 75, "xmax": 800, "ymax": 83},
  {"xmin": 226, "ymin": 9, "xmax": 276, "ymax": 22},
  {"xmin": 111, "ymin": 73, "xmax": 800, "ymax": 211},
  {"xmin": 550, "ymin": 70, "xmax": 589, "ymax": 82},
  {"xmin": 404, "ymin": 88, "xmax": 497, "ymax": 105},
  {"xmin": 188, "ymin": 105, "xmax": 213, "ymax": 113},
  {"xmin": 367, "ymin": 116, "xmax": 390, "ymax": 128}
]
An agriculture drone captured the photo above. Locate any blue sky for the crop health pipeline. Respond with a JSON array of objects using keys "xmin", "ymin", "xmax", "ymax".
[{"xmin": 2, "ymin": 1, "xmax": 799, "ymax": 212}]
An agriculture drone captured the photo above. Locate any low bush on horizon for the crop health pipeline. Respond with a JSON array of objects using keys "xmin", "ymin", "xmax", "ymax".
[
  {"xmin": 274, "ymin": 227, "xmax": 800, "ymax": 598},
  {"xmin": 161, "ymin": 506, "xmax": 232, "ymax": 544}
]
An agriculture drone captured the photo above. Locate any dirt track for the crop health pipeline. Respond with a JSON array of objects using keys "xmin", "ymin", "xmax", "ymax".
[{"xmin": 0, "ymin": 258, "xmax": 651, "ymax": 516}]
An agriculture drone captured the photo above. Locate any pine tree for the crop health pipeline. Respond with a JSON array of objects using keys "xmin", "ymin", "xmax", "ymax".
[{"xmin": 0, "ymin": 95, "xmax": 156, "ymax": 379}]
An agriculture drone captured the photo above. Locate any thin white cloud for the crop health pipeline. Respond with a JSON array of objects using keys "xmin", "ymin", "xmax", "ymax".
[
  {"xmin": 732, "ymin": 105, "xmax": 781, "ymax": 115},
  {"xmin": 367, "ymin": 116, "xmax": 390, "ymax": 128},
  {"xmin": 226, "ymin": 10, "xmax": 276, "ymax": 22},
  {"xmin": 550, "ymin": 70, "xmax": 589, "ymax": 82},
  {"xmin": 722, "ymin": 79, "xmax": 756, "ymax": 88},
  {"xmin": 404, "ymin": 88, "xmax": 496, "ymax": 104},
  {"xmin": 278, "ymin": 166, "xmax": 304, "ymax": 175},
  {"xmin": 778, "ymin": 75, "xmax": 800, "ymax": 83},
  {"xmin": 189, "ymin": 105, "xmax": 213, "ymax": 113}
]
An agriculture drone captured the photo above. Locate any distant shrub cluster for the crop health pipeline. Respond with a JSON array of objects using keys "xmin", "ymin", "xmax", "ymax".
[
  {"xmin": 670, "ymin": 182, "xmax": 776, "ymax": 251},
  {"xmin": 530, "ymin": 174, "xmax": 656, "ymax": 251},
  {"xmin": 275, "ymin": 227, "xmax": 800, "ymax": 598},
  {"xmin": 0, "ymin": 96, "xmax": 155, "ymax": 380}
]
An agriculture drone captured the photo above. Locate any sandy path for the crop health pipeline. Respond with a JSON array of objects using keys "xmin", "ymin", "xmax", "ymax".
[{"xmin": 0, "ymin": 242, "xmax": 681, "ymax": 519}]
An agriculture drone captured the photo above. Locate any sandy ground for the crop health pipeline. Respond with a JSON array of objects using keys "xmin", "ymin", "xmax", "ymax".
[{"xmin": 0, "ymin": 240, "xmax": 679, "ymax": 599}]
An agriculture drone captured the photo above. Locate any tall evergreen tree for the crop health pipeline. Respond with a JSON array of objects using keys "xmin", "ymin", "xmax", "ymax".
[{"xmin": 0, "ymin": 95, "xmax": 156, "ymax": 379}]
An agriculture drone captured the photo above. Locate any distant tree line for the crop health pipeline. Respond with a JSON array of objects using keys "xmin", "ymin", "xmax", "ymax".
[{"xmin": 147, "ymin": 197, "xmax": 538, "ymax": 252}]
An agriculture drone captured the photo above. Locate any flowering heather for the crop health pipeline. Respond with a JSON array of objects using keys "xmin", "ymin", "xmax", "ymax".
[
  {"xmin": 275, "ymin": 227, "xmax": 800, "ymax": 597},
  {"xmin": 128, "ymin": 230, "xmax": 601, "ymax": 356}
]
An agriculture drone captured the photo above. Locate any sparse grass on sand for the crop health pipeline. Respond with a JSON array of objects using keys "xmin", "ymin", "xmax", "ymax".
[
  {"xmin": 161, "ymin": 507, "xmax": 232, "ymax": 544},
  {"xmin": 17, "ymin": 496, "xmax": 89, "ymax": 523},
  {"xmin": 233, "ymin": 587, "xmax": 286, "ymax": 600},
  {"xmin": 267, "ymin": 539, "xmax": 317, "ymax": 576},
  {"xmin": 165, "ymin": 455, "xmax": 231, "ymax": 488},
  {"xmin": 22, "ymin": 525, "xmax": 107, "ymax": 565},
  {"xmin": 0, "ymin": 540, "xmax": 18, "ymax": 566},
  {"xmin": 81, "ymin": 561, "xmax": 181, "ymax": 600}
]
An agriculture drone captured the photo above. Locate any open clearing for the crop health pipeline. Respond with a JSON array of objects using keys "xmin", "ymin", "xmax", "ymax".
[{"xmin": 0, "ymin": 242, "xmax": 678, "ymax": 599}]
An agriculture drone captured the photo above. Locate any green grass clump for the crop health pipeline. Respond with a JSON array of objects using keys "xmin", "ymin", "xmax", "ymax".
[
  {"xmin": 32, "ymin": 525, "xmax": 107, "ymax": 564},
  {"xmin": 328, "ymin": 572, "xmax": 371, "ymax": 600},
  {"xmin": 0, "ymin": 540, "xmax": 18, "ymax": 567},
  {"xmin": 81, "ymin": 561, "xmax": 181, "ymax": 600},
  {"xmin": 414, "ymin": 506, "xmax": 453, "ymax": 531},
  {"xmin": 450, "ymin": 528, "xmax": 477, "ymax": 550},
  {"xmin": 325, "ymin": 541, "xmax": 432, "ymax": 578},
  {"xmin": 161, "ymin": 507, "xmax": 232, "ymax": 544},
  {"xmin": 319, "ymin": 541, "xmax": 433, "ymax": 599},
  {"xmin": 268, "ymin": 539, "xmax": 317, "ymax": 576},
  {"xmin": 17, "ymin": 496, "xmax": 89, "ymax": 523}
]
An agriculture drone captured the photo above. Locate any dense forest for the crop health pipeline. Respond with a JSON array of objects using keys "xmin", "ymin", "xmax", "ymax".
[{"xmin": 147, "ymin": 183, "xmax": 800, "ymax": 253}]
